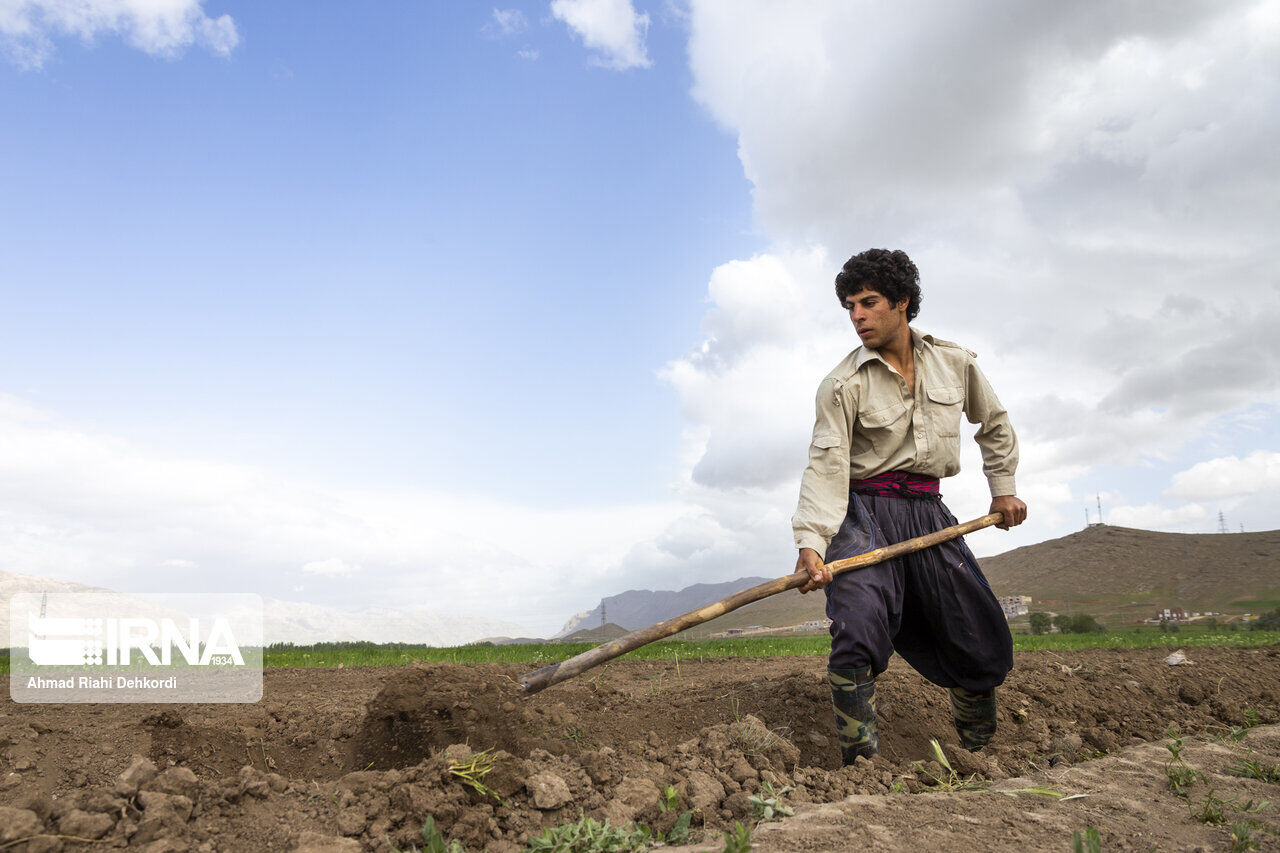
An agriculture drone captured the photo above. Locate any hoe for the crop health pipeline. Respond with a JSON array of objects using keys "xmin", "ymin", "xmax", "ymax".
[{"xmin": 519, "ymin": 512, "xmax": 1004, "ymax": 694}]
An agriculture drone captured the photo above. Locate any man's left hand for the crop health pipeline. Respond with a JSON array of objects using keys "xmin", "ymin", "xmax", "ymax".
[{"xmin": 990, "ymin": 495, "xmax": 1027, "ymax": 530}]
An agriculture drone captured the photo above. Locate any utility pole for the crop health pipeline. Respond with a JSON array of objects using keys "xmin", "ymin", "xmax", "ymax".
[
  {"xmin": 600, "ymin": 603, "xmax": 606, "ymax": 629},
  {"xmin": 1084, "ymin": 507, "xmax": 1090, "ymax": 528},
  {"xmin": 1096, "ymin": 494, "xmax": 1103, "ymax": 525},
  {"xmin": 1218, "ymin": 511, "xmax": 1228, "ymax": 534}
]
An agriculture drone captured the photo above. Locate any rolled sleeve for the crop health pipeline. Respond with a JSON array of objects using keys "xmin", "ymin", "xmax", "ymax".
[
  {"xmin": 792, "ymin": 377, "xmax": 853, "ymax": 560},
  {"xmin": 963, "ymin": 359, "xmax": 1019, "ymax": 498}
]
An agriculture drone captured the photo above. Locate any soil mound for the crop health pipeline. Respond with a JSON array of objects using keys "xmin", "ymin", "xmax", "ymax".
[{"xmin": 352, "ymin": 663, "xmax": 534, "ymax": 770}]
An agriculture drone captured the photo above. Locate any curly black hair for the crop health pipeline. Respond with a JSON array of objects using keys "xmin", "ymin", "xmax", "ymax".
[{"xmin": 834, "ymin": 249, "xmax": 922, "ymax": 321}]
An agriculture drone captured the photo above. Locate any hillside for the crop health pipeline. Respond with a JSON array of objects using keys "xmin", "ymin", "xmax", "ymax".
[
  {"xmin": 980, "ymin": 524, "xmax": 1280, "ymax": 622},
  {"xmin": 561, "ymin": 525, "xmax": 1280, "ymax": 637},
  {"xmin": 559, "ymin": 622, "xmax": 632, "ymax": 643}
]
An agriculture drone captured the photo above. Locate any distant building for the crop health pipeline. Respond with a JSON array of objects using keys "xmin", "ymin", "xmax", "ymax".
[
  {"xmin": 1156, "ymin": 607, "xmax": 1189, "ymax": 622},
  {"xmin": 998, "ymin": 595, "xmax": 1032, "ymax": 619}
]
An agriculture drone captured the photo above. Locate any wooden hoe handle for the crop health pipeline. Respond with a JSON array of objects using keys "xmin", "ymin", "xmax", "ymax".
[{"xmin": 518, "ymin": 512, "xmax": 1003, "ymax": 695}]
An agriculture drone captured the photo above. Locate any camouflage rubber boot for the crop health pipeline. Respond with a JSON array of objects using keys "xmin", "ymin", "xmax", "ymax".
[
  {"xmin": 829, "ymin": 666, "xmax": 878, "ymax": 764},
  {"xmin": 950, "ymin": 686, "xmax": 998, "ymax": 751}
]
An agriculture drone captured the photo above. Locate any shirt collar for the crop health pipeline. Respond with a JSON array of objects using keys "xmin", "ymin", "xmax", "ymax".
[{"xmin": 853, "ymin": 326, "xmax": 929, "ymax": 371}]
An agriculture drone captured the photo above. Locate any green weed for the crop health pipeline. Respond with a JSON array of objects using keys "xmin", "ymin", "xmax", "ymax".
[
  {"xmin": 1166, "ymin": 763, "xmax": 1202, "ymax": 797},
  {"xmin": 1165, "ymin": 732, "xmax": 1202, "ymax": 798},
  {"xmin": 1229, "ymin": 821, "xmax": 1260, "ymax": 852},
  {"xmin": 523, "ymin": 812, "xmax": 652, "ymax": 852},
  {"xmin": 1230, "ymin": 759, "xmax": 1280, "ymax": 783},
  {"xmin": 1192, "ymin": 789, "xmax": 1232, "ymax": 826},
  {"xmin": 721, "ymin": 821, "xmax": 752, "ymax": 853},
  {"xmin": 384, "ymin": 817, "xmax": 468, "ymax": 853},
  {"xmin": 664, "ymin": 810, "xmax": 693, "ymax": 845},
  {"xmin": 748, "ymin": 781, "xmax": 794, "ymax": 821},
  {"xmin": 1071, "ymin": 826, "xmax": 1100, "ymax": 853}
]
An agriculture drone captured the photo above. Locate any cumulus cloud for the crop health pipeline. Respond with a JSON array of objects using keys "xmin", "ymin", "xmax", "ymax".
[
  {"xmin": 0, "ymin": 394, "xmax": 680, "ymax": 636},
  {"xmin": 608, "ymin": 0, "xmax": 1280, "ymax": 580},
  {"xmin": 551, "ymin": 0, "xmax": 651, "ymax": 69},
  {"xmin": 1167, "ymin": 451, "xmax": 1280, "ymax": 501},
  {"xmin": 1, "ymin": 0, "xmax": 238, "ymax": 69}
]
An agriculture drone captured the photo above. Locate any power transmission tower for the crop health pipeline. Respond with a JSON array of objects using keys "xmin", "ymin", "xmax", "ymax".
[
  {"xmin": 1084, "ymin": 507, "xmax": 1090, "ymax": 528},
  {"xmin": 1096, "ymin": 494, "xmax": 1104, "ymax": 525},
  {"xmin": 1218, "ymin": 511, "xmax": 1228, "ymax": 534},
  {"xmin": 600, "ymin": 603, "xmax": 606, "ymax": 629}
]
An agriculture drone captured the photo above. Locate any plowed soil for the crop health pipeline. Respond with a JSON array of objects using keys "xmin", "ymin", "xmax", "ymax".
[{"xmin": 3, "ymin": 647, "xmax": 1279, "ymax": 852}]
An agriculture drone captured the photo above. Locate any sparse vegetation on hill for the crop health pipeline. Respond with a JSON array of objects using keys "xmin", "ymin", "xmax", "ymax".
[{"xmin": 981, "ymin": 524, "xmax": 1280, "ymax": 624}]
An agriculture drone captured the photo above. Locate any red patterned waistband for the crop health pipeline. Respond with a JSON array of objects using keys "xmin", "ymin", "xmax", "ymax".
[{"xmin": 849, "ymin": 471, "xmax": 940, "ymax": 498}]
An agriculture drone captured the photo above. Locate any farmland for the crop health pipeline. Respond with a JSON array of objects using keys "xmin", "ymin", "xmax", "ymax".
[
  {"xmin": 258, "ymin": 627, "xmax": 1280, "ymax": 669},
  {"xmin": 3, "ymin": 639, "xmax": 1280, "ymax": 851}
]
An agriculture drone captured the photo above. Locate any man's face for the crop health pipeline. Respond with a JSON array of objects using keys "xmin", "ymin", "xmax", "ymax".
[{"xmin": 844, "ymin": 286, "xmax": 909, "ymax": 349}]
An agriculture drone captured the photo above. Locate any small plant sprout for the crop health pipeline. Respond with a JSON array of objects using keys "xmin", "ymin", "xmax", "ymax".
[
  {"xmin": 524, "ymin": 812, "xmax": 652, "ymax": 853},
  {"xmin": 1191, "ymin": 789, "xmax": 1231, "ymax": 826},
  {"xmin": 748, "ymin": 781, "xmax": 795, "ymax": 821},
  {"xmin": 416, "ymin": 816, "xmax": 468, "ymax": 853},
  {"xmin": 722, "ymin": 821, "xmax": 753, "ymax": 853},
  {"xmin": 1230, "ymin": 759, "xmax": 1280, "ymax": 783},
  {"xmin": 659, "ymin": 784, "xmax": 679, "ymax": 813},
  {"xmin": 1230, "ymin": 820, "xmax": 1260, "ymax": 852},
  {"xmin": 1071, "ymin": 826, "xmax": 1101, "ymax": 853}
]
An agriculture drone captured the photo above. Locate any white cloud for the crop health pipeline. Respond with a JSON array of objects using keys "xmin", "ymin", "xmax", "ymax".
[
  {"xmin": 517, "ymin": 48, "xmax": 540, "ymax": 61},
  {"xmin": 1106, "ymin": 502, "xmax": 1211, "ymax": 531},
  {"xmin": 551, "ymin": 0, "xmax": 651, "ymax": 70},
  {"xmin": 611, "ymin": 0, "xmax": 1280, "ymax": 577},
  {"xmin": 483, "ymin": 8, "xmax": 528, "ymax": 38},
  {"xmin": 1, "ymin": 0, "xmax": 238, "ymax": 69},
  {"xmin": 0, "ymin": 394, "xmax": 681, "ymax": 636},
  {"xmin": 1167, "ymin": 451, "xmax": 1280, "ymax": 501}
]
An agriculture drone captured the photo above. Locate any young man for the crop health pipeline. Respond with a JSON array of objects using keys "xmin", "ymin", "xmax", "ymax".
[{"xmin": 792, "ymin": 248, "xmax": 1027, "ymax": 764}]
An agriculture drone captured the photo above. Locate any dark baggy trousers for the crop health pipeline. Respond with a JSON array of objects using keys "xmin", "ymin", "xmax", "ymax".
[{"xmin": 824, "ymin": 490, "xmax": 1014, "ymax": 693}]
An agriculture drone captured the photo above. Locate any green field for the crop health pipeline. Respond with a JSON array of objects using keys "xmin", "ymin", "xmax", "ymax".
[
  {"xmin": 4, "ymin": 628, "xmax": 1276, "ymax": 675},
  {"xmin": 259, "ymin": 628, "xmax": 1280, "ymax": 669}
]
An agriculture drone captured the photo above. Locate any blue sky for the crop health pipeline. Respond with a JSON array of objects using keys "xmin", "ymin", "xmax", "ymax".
[
  {"xmin": 2, "ymin": 1, "xmax": 1278, "ymax": 639},
  {"xmin": 1, "ymin": 2, "xmax": 754, "ymax": 505}
]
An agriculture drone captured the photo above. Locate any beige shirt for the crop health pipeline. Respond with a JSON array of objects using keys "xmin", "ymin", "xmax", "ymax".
[{"xmin": 792, "ymin": 328, "xmax": 1018, "ymax": 558}]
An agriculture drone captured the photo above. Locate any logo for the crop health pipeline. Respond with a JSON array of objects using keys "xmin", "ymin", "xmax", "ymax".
[
  {"xmin": 28, "ymin": 614, "xmax": 244, "ymax": 667},
  {"xmin": 10, "ymin": 592, "xmax": 262, "ymax": 704}
]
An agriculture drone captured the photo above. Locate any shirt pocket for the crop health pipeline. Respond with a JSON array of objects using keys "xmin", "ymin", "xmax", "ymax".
[
  {"xmin": 925, "ymin": 386, "xmax": 964, "ymax": 437},
  {"xmin": 809, "ymin": 432, "xmax": 847, "ymax": 475},
  {"xmin": 856, "ymin": 402, "xmax": 908, "ymax": 455}
]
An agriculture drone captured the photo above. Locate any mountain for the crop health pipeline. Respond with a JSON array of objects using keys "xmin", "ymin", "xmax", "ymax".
[
  {"xmin": 554, "ymin": 577, "xmax": 772, "ymax": 637},
  {"xmin": 980, "ymin": 524, "xmax": 1280, "ymax": 622},
  {"xmin": 0, "ymin": 570, "xmax": 529, "ymax": 647},
  {"xmin": 555, "ymin": 525, "xmax": 1280, "ymax": 637},
  {"xmin": 559, "ymin": 622, "xmax": 631, "ymax": 643}
]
